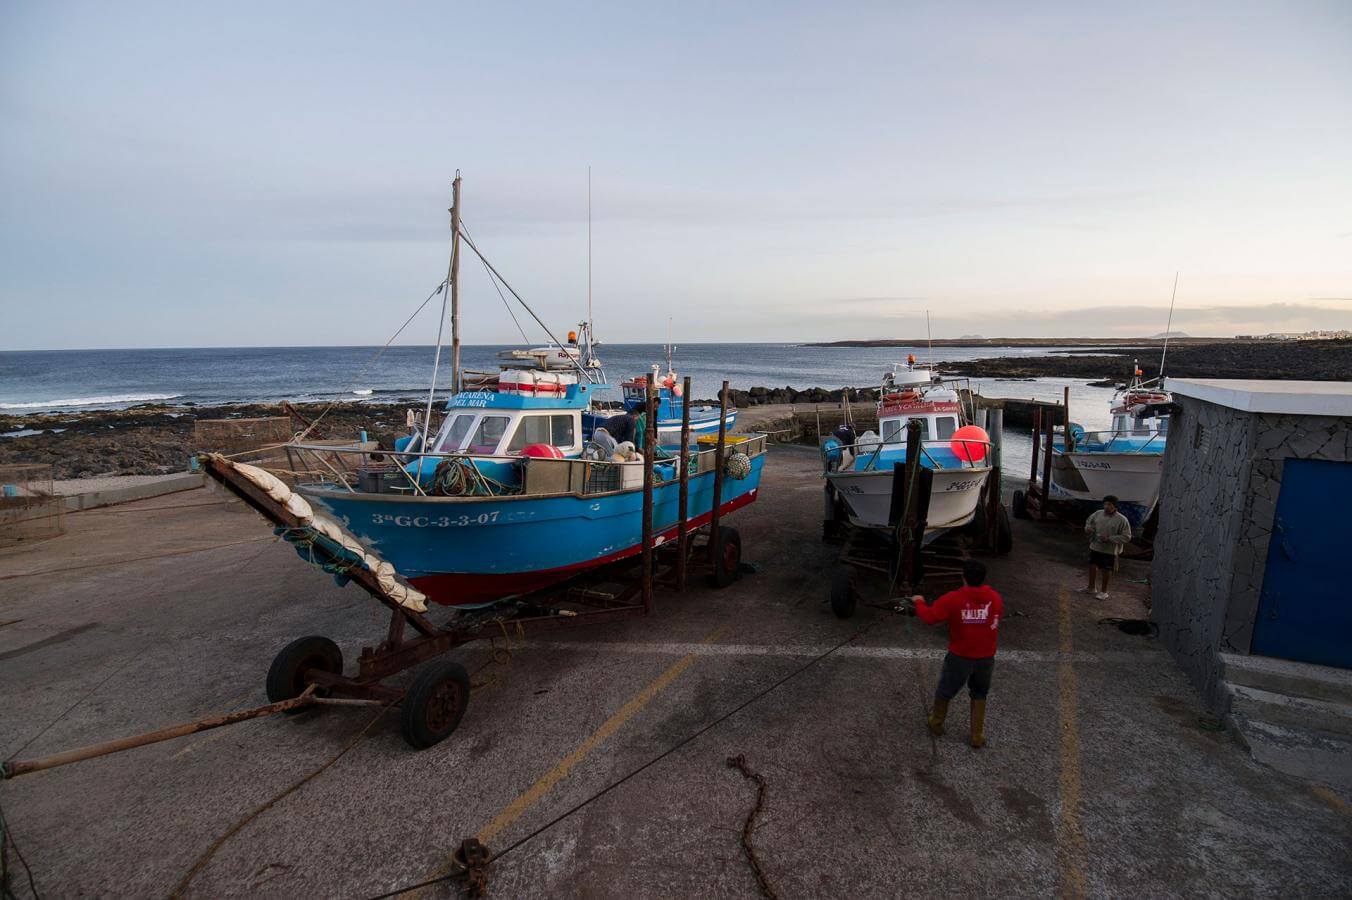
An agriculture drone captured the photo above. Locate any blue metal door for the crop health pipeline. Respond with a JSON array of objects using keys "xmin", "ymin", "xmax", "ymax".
[{"xmin": 1251, "ymin": 458, "xmax": 1352, "ymax": 669}]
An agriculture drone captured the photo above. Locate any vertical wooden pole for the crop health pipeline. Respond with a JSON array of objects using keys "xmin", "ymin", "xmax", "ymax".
[
  {"xmin": 676, "ymin": 376, "xmax": 692, "ymax": 590},
  {"xmin": 1029, "ymin": 406, "xmax": 1042, "ymax": 491},
  {"xmin": 641, "ymin": 380, "xmax": 657, "ymax": 612},
  {"xmin": 709, "ymin": 379, "xmax": 729, "ymax": 541},
  {"xmin": 1040, "ymin": 407, "xmax": 1055, "ymax": 520},
  {"xmin": 899, "ymin": 418, "xmax": 923, "ymax": 589},
  {"xmin": 1063, "ymin": 385, "xmax": 1073, "ymax": 452},
  {"xmin": 449, "ymin": 173, "xmax": 462, "ymax": 394}
]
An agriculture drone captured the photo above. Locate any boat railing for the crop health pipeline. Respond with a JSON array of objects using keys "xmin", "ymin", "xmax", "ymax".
[
  {"xmin": 1070, "ymin": 429, "xmax": 1166, "ymax": 454},
  {"xmin": 220, "ymin": 434, "xmax": 768, "ymax": 499},
  {"xmin": 829, "ymin": 437, "xmax": 992, "ymax": 472}
]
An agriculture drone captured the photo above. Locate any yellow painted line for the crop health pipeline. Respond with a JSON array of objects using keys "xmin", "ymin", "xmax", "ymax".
[
  {"xmin": 1057, "ymin": 586, "xmax": 1089, "ymax": 900},
  {"xmin": 414, "ymin": 623, "xmax": 729, "ymax": 895}
]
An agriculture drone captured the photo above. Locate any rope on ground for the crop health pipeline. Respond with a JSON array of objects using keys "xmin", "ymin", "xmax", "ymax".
[
  {"xmin": 725, "ymin": 754, "xmax": 778, "ymax": 899},
  {"xmin": 369, "ymin": 618, "xmax": 881, "ymax": 899},
  {"xmin": 170, "ymin": 702, "xmax": 394, "ymax": 898}
]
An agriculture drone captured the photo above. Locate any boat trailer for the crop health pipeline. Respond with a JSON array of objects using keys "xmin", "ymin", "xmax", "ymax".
[
  {"xmin": 824, "ymin": 417, "xmax": 1011, "ymax": 619},
  {"xmin": 2, "ymin": 380, "xmax": 749, "ymax": 778}
]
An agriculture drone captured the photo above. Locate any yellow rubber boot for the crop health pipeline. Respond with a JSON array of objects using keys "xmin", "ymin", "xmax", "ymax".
[
  {"xmin": 927, "ymin": 698, "xmax": 949, "ymax": 736},
  {"xmin": 970, "ymin": 699, "xmax": 987, "ymax": 748}
]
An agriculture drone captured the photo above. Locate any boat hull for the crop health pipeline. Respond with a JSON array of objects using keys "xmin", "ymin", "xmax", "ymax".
[
  {"xmin": 825, "ymin": 466, "xmax": 991, "ymax": 533},
  {"xmin": 1047, "ymin": 450, "xmax": 1163, "ymax": 508},
  {"xmin": 300, "ymin": 454, "xmax": 764, "ymax": 607}
]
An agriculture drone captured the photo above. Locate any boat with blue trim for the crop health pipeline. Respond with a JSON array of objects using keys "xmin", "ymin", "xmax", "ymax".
[
  {"xmin": 269, "ymin": 177, "xmax": 767, "ymax": 608},
  {"xmin": 821, "ymin": 361, "xmax": 993, "ymax": 540},
  {"xmin": 1029, "ymin": 365, "xmax": 1170, "ymax": 528}
]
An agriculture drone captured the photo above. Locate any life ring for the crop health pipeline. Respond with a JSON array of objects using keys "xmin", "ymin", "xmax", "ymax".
[{"xmin": 882, "ymin": 390, "xmax": 920, "ymax": 404}]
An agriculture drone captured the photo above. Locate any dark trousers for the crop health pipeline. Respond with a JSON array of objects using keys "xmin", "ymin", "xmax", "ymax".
[{"xmin": 935, "ymin": 651, "xmax": 995, "ymax": 700}]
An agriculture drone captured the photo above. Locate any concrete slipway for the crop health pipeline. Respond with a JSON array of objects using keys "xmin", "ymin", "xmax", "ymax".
[{"xmin": 0, "ymin": 446, "xmax": 1347, "ymax": 898}]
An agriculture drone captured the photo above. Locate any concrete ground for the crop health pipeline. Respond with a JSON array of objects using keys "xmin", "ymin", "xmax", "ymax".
[{"xmin": 1, "ymin": 447, "xmax": 1348, "ymax": 898}]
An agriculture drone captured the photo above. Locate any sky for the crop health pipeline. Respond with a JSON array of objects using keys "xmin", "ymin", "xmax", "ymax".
[{"xmin": 2, "ymin": 0, "xmax": 1350, "ymax": 350}]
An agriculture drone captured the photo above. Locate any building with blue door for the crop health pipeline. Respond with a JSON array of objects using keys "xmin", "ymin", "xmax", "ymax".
[{"xmin": 1151, "ymin": 380, "xmax": 1352, "ymax": 786}]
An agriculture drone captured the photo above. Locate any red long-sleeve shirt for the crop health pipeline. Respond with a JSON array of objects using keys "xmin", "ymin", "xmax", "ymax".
[{"xmin": 915, "ymin": 585, "xmax": 1004, "ymax": 658}]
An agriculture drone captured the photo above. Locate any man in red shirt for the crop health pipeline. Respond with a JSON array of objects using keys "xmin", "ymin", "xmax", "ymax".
[{"xmin": 911, "ymin": 560, "xmax": 1004, "ymax": 748}]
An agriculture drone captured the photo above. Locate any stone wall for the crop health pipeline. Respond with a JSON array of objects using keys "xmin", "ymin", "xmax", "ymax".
[{"xmin": 1152, "ymin": 398, "xmax": 1352, "ymax": 711}]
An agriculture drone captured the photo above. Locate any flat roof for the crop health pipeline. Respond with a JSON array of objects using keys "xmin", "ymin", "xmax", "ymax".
[{"xmin": 1167, "ymin": 378, "xmax": 1352, "ymax": 416}]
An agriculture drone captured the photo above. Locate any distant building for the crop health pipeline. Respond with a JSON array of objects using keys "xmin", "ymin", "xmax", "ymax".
[{"xmin": 1235, "ymin": 330, "xmax": 1352, "ymax": 340}]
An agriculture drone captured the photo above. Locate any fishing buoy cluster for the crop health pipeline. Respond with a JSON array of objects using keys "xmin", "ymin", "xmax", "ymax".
[
  {"xmin": 224, "ymin": 458, "xmax": 428, "ymax": 612},
  {"xmin": 724, "ymin": 450, "xmax": 752, "ymax": 479}
]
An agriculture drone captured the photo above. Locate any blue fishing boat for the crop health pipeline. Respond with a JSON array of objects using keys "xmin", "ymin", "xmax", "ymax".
[{"xmin": 266, "ymin": 176, "xmax": 766, "ymax": 608}]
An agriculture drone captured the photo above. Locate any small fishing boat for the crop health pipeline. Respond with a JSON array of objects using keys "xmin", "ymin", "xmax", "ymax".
[
  {"xmin": 237, "ymin": 175, "xmax": 768, "ymax": 608},
  {"xmin": 1025, "ymin": 364, "xmax": 1170, "ymax": 528},
  {"xmin": 822, "ymin": 360, "xmax": 993, "ymax": 541}
]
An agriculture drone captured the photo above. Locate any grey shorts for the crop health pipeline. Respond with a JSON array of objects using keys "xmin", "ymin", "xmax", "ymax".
[{"xmin": 936, "ymin": 651, "xmax": 995, "ymax": 700}]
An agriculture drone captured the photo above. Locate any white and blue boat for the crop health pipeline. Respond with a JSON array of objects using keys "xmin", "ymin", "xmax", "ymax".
[
  {"xmin": 822, "ymin": 363, "xmax": 993, "ymax": 541},
  {"xmin": 1031, "ymin": 369, "xmax": 1171, "ymax": 528}
]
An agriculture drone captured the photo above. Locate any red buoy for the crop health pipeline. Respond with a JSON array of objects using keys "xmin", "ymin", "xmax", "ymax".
[
  {"xmin": 520, "ymin": 444, "xmax": 564, "ymax": 459},
  {"xmin": 950, "ymin": 425, "xmax": 989, "ymax": 462}
]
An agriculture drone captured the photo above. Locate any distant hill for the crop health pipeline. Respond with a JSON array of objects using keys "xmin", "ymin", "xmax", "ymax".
[{"xmin": 1147, "ymin": 331, "xmax": 1190, "ymax": 339}]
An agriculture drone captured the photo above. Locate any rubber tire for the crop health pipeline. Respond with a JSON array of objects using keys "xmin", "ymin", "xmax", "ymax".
[
  {"xmin": 710, "ymin": 526, "xmax": 743, "ymax": 588},
  {"xmin": 1012, "ymin": 489, "xmax": 1030, "ymax": 520},
  {"xmin": 963, "ymin": 500, "xmax": 989, "ymax": 537},
  {"xmin": 400, "ymin": 661, "xmax": 471, "ymax": 750},
  {"xmin": 994, "ymin": 504, "xmax": 1014, "ymax": 556},
  {"xmin": 266, "ymin": 636, "xmax": 342, "ymax": 705},
  {"xmin": 830, "ymin": 566, "xmax": 856, "ymax": 619}
]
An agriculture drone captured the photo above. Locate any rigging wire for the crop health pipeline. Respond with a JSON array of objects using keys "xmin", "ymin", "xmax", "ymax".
[
  {"xmin": 296, "ymin": 281, "xmax": 448, "ymax": 442},
  {"xmin": 459, "ymin": 220, "xmax": 531, "ymax": 345},
  {"xmin": 1158, "ymin": 271, "xmax": 1180, "ymax": 380},
  {"xmin": 456, "ymin": 226, "xmax": 599, "ymax": 384}
]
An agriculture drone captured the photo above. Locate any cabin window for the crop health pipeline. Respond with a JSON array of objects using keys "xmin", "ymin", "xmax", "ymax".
[
  {"xmin": 468, "ymin": 416, "xmax": 510, "ymax": 454},
  {"xmin": 508, "ymin": 415, "xmax": 553, "ymax": 452},
  {"xmin": 935, "ymin": 416, "xmax": 957, "ymax": 439},
  {"xmin": 551, "ymin": 414, "xmax": 576, "ymax": 447},
  {"xmin": 506, "ymin": 414, "xmax": 577, "ymax": 452},
  {"xmin": 435, "ymin": 414, "xmax": 474, "ymax": 452},
  {"xmin": 882, "ymin": 420, "xmax": 901, "ymax": 443}
]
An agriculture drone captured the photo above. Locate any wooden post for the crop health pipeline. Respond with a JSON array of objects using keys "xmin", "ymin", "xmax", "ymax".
[
  {"xmin": 1063, "ymin": 385, "xmax": 1073, "ymax": 452},
  {"xmin": 898, "ymin": 419, "xmax": 924, "ymax": 589},
  {"xmin": 676, "ymin": 376, "xmax": 692, "ymax": 590},
  {"xmin": 1040, "ymin": 407, "xmax": 1055, "ymax": 520},
  {"xmin": 1029, "ymin": 406, "xmax": 1042, "ymax": 491},
  {"xmin": 449, "ymin": 173, "xmax": 462, "ymax": 393},
  {"xmin": 709, "ymin": 380, "xmax": 730, "ymax": 541},
  {"xmin": 641, "ymin": 380, "xmax": 657, "ymax": 612}
]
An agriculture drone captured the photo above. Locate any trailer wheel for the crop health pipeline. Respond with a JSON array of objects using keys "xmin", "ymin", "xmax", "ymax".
[
  {"xmin": 401, "ymin": 661, "xmax": 471, "ymax": 749},
  {"xmin": 995, "ymin": 504, "xmax": 1014, "ymax": 556},
  {"xmin": 710, "ymin": 526, "xmax": 742, "ymax": 588},
  {"xmin": 1012, "ymin": 490, "xmax": 1030, "ymax": 520},
  {"xmin": 266, "ymin": 636, "xmax": 343, "ymax": 706},
  {"xmin": 830, "ymin": 566, "xmax": 856, "ymax": 619}
]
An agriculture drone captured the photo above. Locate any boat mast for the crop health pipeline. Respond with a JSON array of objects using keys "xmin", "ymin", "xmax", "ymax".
[
  {"xmin": 1158, "ymin": 270, "xmax": 1179, "ymax": 381},
  {"xmin": 451, "ymin": 172, "xmax": 463, "ymax": 393},
  {"xmin": 587, "ymin": 166, "xmax": 593, "ymax": 346}
]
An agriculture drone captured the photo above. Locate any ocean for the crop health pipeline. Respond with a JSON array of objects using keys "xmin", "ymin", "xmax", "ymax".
[{"xmin": 0, "ymin": 342, "xmax": 1118, "ymax": 418}]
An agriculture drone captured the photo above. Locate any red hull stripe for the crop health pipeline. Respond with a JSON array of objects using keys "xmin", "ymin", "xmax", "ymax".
[{"xmin": 411, "ymin": 489, "xmax": 759, "ymax": 606}]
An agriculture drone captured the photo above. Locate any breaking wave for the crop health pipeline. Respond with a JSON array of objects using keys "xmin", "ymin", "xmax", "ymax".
[
  {"xmin": 0, "ymin": 393, "xmax": 184, "ymax": 410},
  {"xmin": 352, "ymin": 388, "xmax": 375, "ymax": 396}
]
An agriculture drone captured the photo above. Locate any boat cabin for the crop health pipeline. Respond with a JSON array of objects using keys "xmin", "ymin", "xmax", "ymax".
[{"xmin": 877, "ymin": 386, "xmax": 963, "ymax": 444}]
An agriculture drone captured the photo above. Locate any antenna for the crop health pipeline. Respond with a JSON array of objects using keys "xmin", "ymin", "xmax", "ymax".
[
  {"xmin": 1159, "ymin": 271, "xmax": 1179, "ymax": 379},
  {"xmin": 587, "ymin": 166, "xmax": 593, "ymax": 337},
  {"xmin": 926, "ymin": 310, "xmax": 934, "ymax": 370},
  {"xmin": 666, "ymin": 316, "xmax": 674, "ymax": 373}
]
